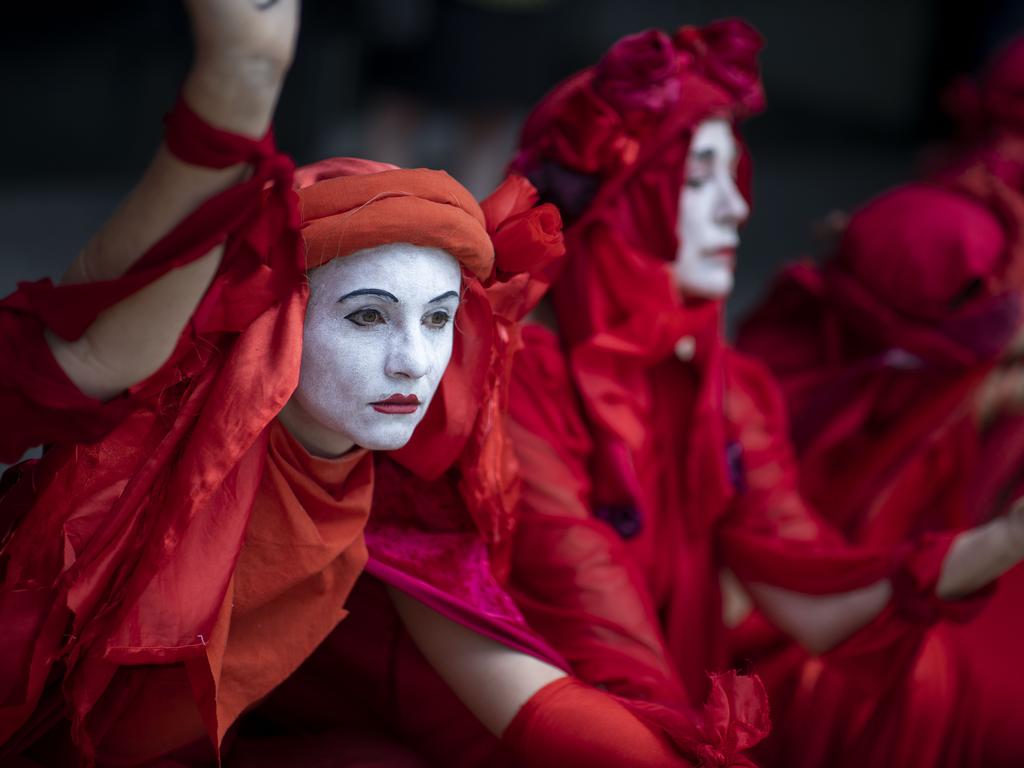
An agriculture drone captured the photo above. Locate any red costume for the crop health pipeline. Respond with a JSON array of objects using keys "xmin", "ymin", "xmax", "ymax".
[
  {"xmin": 504, "ymin": 19, "xmax": 996, "ymax": 768},
  {"xmin": 0, "ymin": 100, "xmax": 764, "ymax": 766},
  {"xmin": 737, "ymin": 173, "xmax": 1024, "ymax": 766}
]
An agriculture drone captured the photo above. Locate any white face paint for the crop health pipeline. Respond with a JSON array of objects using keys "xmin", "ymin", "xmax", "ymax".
[
  {"xmin": 672, "ymin": 118, "xmax": 750, "ymax": 300},
  {"xmin": 282, "ymin": 243, "xmax": 462, "ymax": 456}
]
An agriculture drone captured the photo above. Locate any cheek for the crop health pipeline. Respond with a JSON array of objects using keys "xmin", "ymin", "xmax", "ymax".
[
  {"xmin": 681, "ymin": 192, "xmax": 715, "ymax": 247},
  {"xmin": 423, "ymin": 328, "xmax": 456, "ymax": 396},
  {"xmin": 299, "ymin": 315, "xmax": 381, "ymax": 406}
]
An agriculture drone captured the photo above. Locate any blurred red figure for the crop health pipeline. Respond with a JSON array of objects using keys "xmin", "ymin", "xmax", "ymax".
[
  {"xmin": 738, "ymin": 171, "xmax": 1024, "ymax": 766},
  {"xmin": 505, "ymin": 18, "xmax": 1024, "ymax": 768}
]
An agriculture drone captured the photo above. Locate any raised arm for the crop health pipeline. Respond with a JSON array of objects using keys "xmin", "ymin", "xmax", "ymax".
[{"xmin": 47, "ymin": 0, "xmax": 299, "ymax": 400}]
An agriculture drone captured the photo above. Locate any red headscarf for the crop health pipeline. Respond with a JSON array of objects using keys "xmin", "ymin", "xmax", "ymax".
[
  {"xmin": 511, "ymin": 19, "xmax": 765, "ymax": 537},
  {"xmin": 0, "ymin": 99, "xmax": 562, "ymax": 757}
]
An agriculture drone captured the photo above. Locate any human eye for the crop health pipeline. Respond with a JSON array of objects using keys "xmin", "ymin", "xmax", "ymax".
[
  {"xmin": 685, "ymin": 175, "xmax": 708, "ymax": 189},
  {"xmin": 422, "ymin": 309, "xmax": 452, "ymax": 330},
  {"xmin": 345, "ymin": 308, "xmax": 386, "ymax": 327}
]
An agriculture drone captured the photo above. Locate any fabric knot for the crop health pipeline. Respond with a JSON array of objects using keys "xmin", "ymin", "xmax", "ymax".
[
  {"xmin": 594, "ymin": 29, "xmax": 684, "ymax": 115},
  {"xmin": 260, "ymin": 152, "xmax": 296, "ymax": 188},
  {"xmin": 164, "ymin": 96, "xmax": 277, "ymax": 170},
  {"xmin": 673, "ymin": 19, "xmax": 766, "ymax": 115}
]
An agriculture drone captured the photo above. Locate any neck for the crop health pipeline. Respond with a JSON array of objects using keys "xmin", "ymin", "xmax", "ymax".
[{"xmin": 277, "ymin": 400, "xmax": 357, "ymax": 458}]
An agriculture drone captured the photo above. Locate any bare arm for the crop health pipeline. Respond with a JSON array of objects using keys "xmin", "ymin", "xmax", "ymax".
[
  {"xmin": 745, "ymin": 580, "xmax": 892, "ymax": 655},
  {"xmin": 936, "ymin": 499, "xmax": 1024, "ymax": 598},
  {"xmin": 387, "ymin": 586, "xmax": 566, "ymax": 736},
  {"xmin": 742, "ymin": 504, "xmax": 1024, "ymax": 655},
  {"xmin": 47, "ymin": 0, "xmax": 299, "ymax": 400}
]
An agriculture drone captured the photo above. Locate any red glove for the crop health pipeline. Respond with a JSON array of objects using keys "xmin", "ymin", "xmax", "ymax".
[{"xmin": 501, "ymin": 677, "xmax": 696, "ymax": 768}]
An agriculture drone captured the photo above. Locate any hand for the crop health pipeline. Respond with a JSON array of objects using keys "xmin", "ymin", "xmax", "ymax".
[
  {"xmin": 182, "ymin": 0, "xmax": 301, "ymax": 136},
  {"xmin": 974, "ymin": 362, "xmax": 1024, "ymax": 428},
  {"xmin": 186, "ymin": 0, "xmax": 299, "ymax": 77}
]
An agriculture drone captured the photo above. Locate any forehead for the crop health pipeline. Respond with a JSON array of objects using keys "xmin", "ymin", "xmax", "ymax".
[
  {"xmin": 688, "ymin": 118, "xmax": 736, "ymax": 159},
  {"xmin": 309, "ymin": 243, "xmax": 462, "ymax": 295}
]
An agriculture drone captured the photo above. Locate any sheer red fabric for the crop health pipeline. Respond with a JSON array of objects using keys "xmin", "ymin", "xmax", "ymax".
[
  {"xmin": 503, "ymin": 20, "xmax": 1001, "ymax": 768},
  {"xmin": 737, "ymin": 176, "xmax": 1024, "ymax": 766}
]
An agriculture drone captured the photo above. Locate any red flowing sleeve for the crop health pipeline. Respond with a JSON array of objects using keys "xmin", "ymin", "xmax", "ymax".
[
  {"xmin": 0, "ymin": 99, "xmax": 294, "ymax": 463},
  {"xmin": 718, "ymin": 351, "xmax": 991, "ymax": 666},
  {"xmin": 506, "ymin": 325, "xmax": 689, "ymax": 709},
  {"xmin": 0, "ymin": 98, "xmax": 302, "ymax": 759}
]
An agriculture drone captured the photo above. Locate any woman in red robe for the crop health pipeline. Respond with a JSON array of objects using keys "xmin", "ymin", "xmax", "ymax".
[
  {"xmin": 502, "ymin": 19, "xmax": 1024, "ymax": 768},
  {"xmin": 737, "ymin": 168, "xmax": 1024, "ymax": 766},
  {"xmin": 0, "ymin": 3, "xmax": 765, "ymax": 765}
]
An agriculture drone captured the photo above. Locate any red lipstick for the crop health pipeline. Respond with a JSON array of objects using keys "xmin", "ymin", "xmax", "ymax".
[
  {"xmin": 704, "ymin": 247, "xmax": 737, "ymax": 268},
  {"xmin": 371, "ymin": 394, "xmax": 421, "ymax": 414}
]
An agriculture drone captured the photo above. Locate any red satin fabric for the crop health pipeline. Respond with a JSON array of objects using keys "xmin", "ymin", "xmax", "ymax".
[
  {"xmin": 737, "ymin": 177, "xmax": 1024, "ymax": 766},
  {"xmin": 1, "ymin": 97, "xmax": 306, "ymax": 763},
  {"xmin": 0, "ymin": 102, "xmax": 293, "ymax": 465}
]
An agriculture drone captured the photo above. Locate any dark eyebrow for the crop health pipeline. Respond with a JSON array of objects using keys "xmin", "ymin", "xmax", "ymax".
[
  {"xmin": 428, "ymin": 291, "xmax": 460, "ymax": 304},
  {"xmin": 337, "ymin": 289, "xmax": 399, "ymax": 303}
]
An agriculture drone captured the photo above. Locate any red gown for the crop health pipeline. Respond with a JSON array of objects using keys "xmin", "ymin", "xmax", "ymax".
[
  {"xmin": 737, "ymin": 178, "xmax": 1024, "ymax": 766},
  {"xmin": 503, "ymin": 18, "xmax": 995, "ymax": 768}
]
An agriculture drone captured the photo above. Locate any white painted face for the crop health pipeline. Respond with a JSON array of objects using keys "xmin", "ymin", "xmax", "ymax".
[
  {"xmin": 672, "ymin": 118, "xmax": 750, "ymax": 300},
  {"xmin": 283, "ymin": 243, "xmax": 462, "ymax": 456}
]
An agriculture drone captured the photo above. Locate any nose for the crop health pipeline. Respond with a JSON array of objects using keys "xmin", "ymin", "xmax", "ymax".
[
  {"xmin": 715, "ymin": 174, "xmax": 750, "ymax": 227},
  {"xmin": 384, "ymin": 326, "xmax": 431, "ymax": 381}
]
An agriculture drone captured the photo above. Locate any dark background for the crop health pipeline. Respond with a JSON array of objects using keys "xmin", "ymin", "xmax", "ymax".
[{"xmin": 2, "ymin": 0, "xmax": 1022, "ymax": 326}]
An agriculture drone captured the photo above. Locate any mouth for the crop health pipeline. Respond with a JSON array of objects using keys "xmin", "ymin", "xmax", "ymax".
[
  {"xmin": 370, "ymin": 393, "xmax": 422, "ymax": 415},
  {"xmin": 702, "ymin": 247, "xmax": 737, "ymax": 268}
]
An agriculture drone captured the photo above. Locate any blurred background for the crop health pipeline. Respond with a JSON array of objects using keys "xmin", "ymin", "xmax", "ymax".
[{"xmin": 1, "ymin": 0, "xmax": 1022, "ymax": 326}]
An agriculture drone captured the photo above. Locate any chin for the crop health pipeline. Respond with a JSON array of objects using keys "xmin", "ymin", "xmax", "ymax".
[
  {"xmin": 673, "ymin": 268, "xmax": 734, "ymax": 301},
  {"xmin": 680, "ymin": 281, "xmax": 733, "ymax": 301},
  {"xmin": 350, "ymin": 423, "xmax": 420, "ymax": 452}
]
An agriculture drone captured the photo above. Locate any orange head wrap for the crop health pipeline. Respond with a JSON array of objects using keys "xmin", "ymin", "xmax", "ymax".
[{"xmin": 294, "ymin": 157, "xmax": 494, "ymax": 278}]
